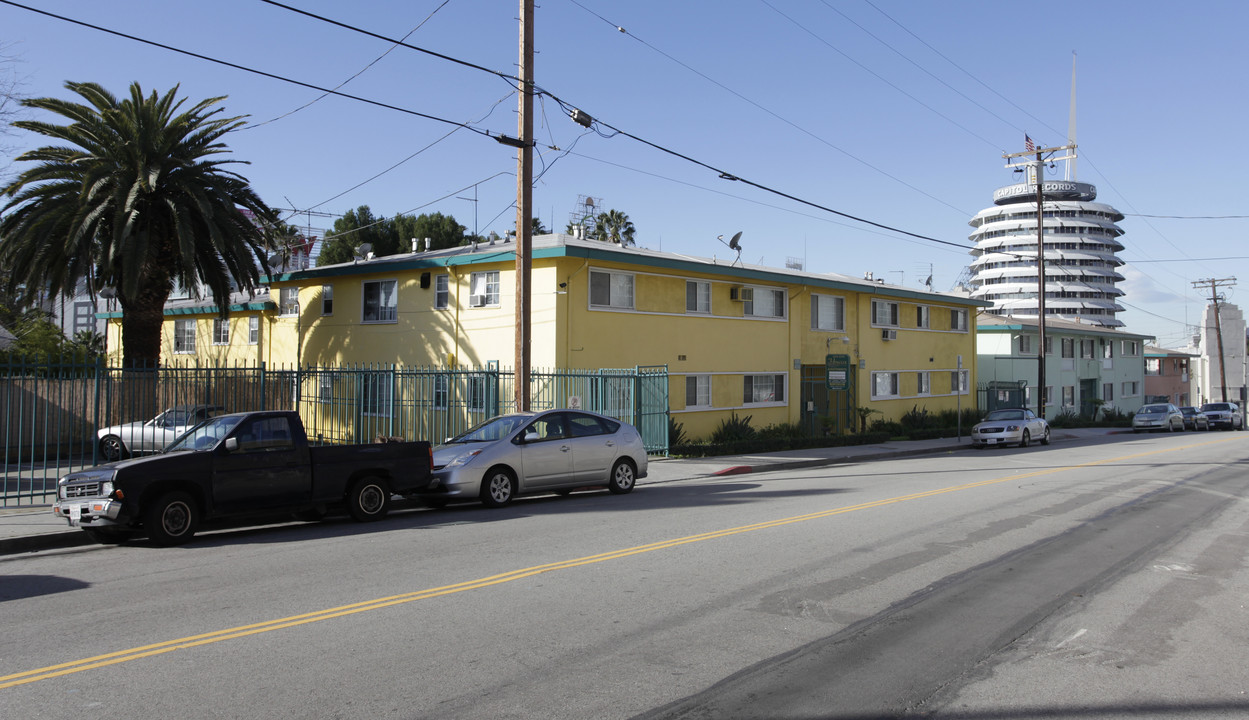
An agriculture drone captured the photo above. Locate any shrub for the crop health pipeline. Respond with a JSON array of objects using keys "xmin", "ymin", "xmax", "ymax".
[
  {"xmin": 757, "ymin": 422, "xmax": 807, "ymax": 440},
  {"xmin": 710, "ymin": 412, "xmax": 755, "ymax": 444},
  {"xmin": 1047, "ymin": 408, "xmax": 1082, "ymax": 428},
  {"xmin": 899, "ymin": 404, "xmax": 934, "ymax": 431},
  {"xmin": 668, "ymin": 417, "xmax": 687, "ymax": 447}
]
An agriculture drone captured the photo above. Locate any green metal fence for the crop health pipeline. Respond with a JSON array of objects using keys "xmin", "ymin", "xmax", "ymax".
[{"xmin": 1, "ymin": 356, "xmax": 669, "ymax": 507}]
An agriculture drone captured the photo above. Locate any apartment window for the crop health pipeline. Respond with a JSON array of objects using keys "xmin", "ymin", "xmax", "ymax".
[
  {"xmin": 1102, "ymin": 341, "xmax": 1114, "ymax": 359},
  {"xmin": 248, "ymin": 316, "xmax": 259, "ymax": 345},
  {"xmin": 744, "ymin": 288, "xmax": 785, "ymax": 318},
  {"xmin": 1062, "ymin": 385, "xmax": 1076, "ymax": 407},
  {"xmin": 1019, "ymin": 335, "xmax": 1034, "ymax": 354},
  {"xmin": 590, "ymin": 270, "xmax": 634, "ymax": 309},
  {"xmin": 1122, "ymin": 381, "xmax": 1139, "ymax": 397},
  {"xmin": 811, "ymin": 294, "xmax": 845, "ymax": 332},
  {"xmin": 212, "ymin": 318, "xmax": 229, "ymax": 345},
  {"xmin": 1042, "ymin": 386, "xmax": 1053, "ymax": 407},
  {"xmin": 1080, "ymin": 339, "xmax": 1095, "ymax": 359},
  {"xmin": 743, "ymin": 374, "xmax": 785, "ymax": 404},
  {"xmin": 362, "ymin": 279, "xmax": 398, "ymax": 323},
  {"xmin": 361, "ymin": 374, "xmax": 392, "ymax": 417},
  {"xmin": 872, "ymin": 300, "xmax": 899, "ymax": 327},
  {"xmin": 685, "ymin": 374, "xmax": 711, "ymax": 408},
  {"xmin": 872, "ymin": 371, "xmax": 900, "ymax": 399},
  {"xmin": 318, "ymin": 374, "xmax": 335, "ymax": 404},
  {"xmin": 917, "ymin": 371, "xmax": 931, "ymax": 395},
  {"xmin": 1122, "ymin": 340, "xmax": 1140, "ymax": 356},
  {"xmin": 950, "ymin": 308, "xmax": 968, "ymax": 331},
  {"xmin": 950, "ymin": 370, "xmax": 969, "ymax": 395},
  {"xmin": 321, "ymin": 285, "xmax": 333, "ymax": 315},
  {"xmin": 1061, "ymin": 338, "xmax": 1075, "ymax": 359},
  {"xmin": 435, "ymin": 274, "xmax": 450, "ymax": 310},
  {"xmin": 73, "ymin": 301, "xmax": 94, "ymax": 334},
  {"xmin": 432, "ymin": 375, "xmax": 448, "ymax": 409},
  {"xmin": 685, "ymin": 280, "xmax": 710, "ymax": 314},
  {"xmin": 1144, "ymin": 358, "xmax": 1161, "ymax": 375},
  {"xmin": 1103, "ymin": 383, "xmax": 1114, "ymax": 402},
  {"xmin": 469, "ymin": 271, "xmax": 501, "ymax": 307},
  {"xmin": 916, "ymin": 305, "xmax": 929, "ymax": 329},
  {"xmin": 1045, "ymin": 336, "xmax": 1054, "ymax": 355},
  {"xmin": 174, "ymin": 319, "xmax": 196, "ymax": 354},
  {"xmin": 467, "ymin": 376, "xmax": 487, "ymax": 412},
  {"xmin": 279, "ymin": 287, "xmax": 299, "ymax": 317}
]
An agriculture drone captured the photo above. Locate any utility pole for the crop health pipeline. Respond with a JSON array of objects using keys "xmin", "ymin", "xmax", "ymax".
[
  {"xmin": 1193, "ymin": 277, "xmax": 1237, "ymax": 403},
  {"xmin": 514, "ymin": 0, "xmax": 534, "ymax": 412},
  {"xmin": 1003, "ymin": 141, "xmax": 1076, "ymax": 419}
]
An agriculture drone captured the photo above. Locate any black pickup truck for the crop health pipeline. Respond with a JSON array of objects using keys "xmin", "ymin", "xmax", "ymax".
[{"xmin": 52, "ymin": 410, "xmax": 432, "ymax": 546}]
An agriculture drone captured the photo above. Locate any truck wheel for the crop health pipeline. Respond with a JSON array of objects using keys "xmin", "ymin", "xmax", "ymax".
[
  {"xmin": 607, "ymin": 459, "xmax": 636, "ymax": 495},
  {"xmin": 144, "ymin": 491, "xmax": 199, "ymax": 546},
  {"xmin": 480, "ymin": 467, "xmax": 516, "ymax": 508},
  {"xmin": 347, "ymin": 478, "xmax": 391, "ymax": 522},
  {"xmin": 86, "ymin": 529, "xmax": 131, "ymax": 545},
  {"xmin": 100, "ymin": 435, "xmax": 125, "ymax": 462}
]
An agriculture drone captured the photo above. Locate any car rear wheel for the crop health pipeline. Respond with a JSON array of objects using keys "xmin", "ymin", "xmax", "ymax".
[
  {"xmin": 1040, "ymin": 428, "xmax": 1050, "ymax": 445},
  {"xmin": 99, "ymin": 435, "xmax": 125, "ymax": 462},
  {"xmin": 607, "ymin": 459, "xmax": 636, "ymax": 495},
  {"xmin": 347, "ymin": 478, "xmax": 391, "ymax": 522},
  {"xmin": 1019, "ymin": 430, "xmax": 1030, "ymax": 448},
  {"xmin": 144, "ymin": 491, "xmax": 199, "ymax": 546},
  {"xmin": 480, "ymin": 467, "xmax": 516, "ymax": 508}
]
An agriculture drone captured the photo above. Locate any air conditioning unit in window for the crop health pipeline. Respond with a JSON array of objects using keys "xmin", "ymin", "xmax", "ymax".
[
  {"xmin": 469, "ymin": 294, "xmax": 487, "ymax": 307},
  {"xmin": 881, "ymin": 328, "xmax": 897, "ymax": 341},
  {"xmin": 729, "ymin": 287, "xmax": 753, "ymax": 302}
]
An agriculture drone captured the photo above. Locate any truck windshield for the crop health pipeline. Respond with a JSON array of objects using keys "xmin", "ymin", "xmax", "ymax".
[{"xmin": 166, "ymin": 415, "xmax": 246, "ymax": 453}]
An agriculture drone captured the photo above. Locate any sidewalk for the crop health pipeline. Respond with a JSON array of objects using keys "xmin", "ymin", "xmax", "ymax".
[{"xmin": 0, "ymin": 429, "xmax": 1124, "ymax": 556}]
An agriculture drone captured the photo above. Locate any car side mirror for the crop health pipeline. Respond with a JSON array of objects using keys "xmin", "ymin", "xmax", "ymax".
[
  {"xmin": 522, "ymin": 430, "xmax": 539, "ymax": 443},
  {"xmin": 225, "ymin": 437, "xmax": 239, "ymax": 452}
]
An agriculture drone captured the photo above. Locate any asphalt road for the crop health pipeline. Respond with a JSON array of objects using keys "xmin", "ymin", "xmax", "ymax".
[{"xmin": 2, "ymin": 431, "xmax": 1247, "ymax": 719}]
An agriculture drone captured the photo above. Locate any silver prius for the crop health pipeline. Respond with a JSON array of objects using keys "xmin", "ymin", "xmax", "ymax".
[
  {"xmin": 425, "ymin": 409, "xmax": 648, "ymax": 508},
  {"xmin": 1132, "ymin": 403, "xmax": 1184, "ymax": 433},
  {"xmin": 970, "ymin": 408, "xmax": 1050, "ymax": 448},
  {"xmin": 97, "ymin": 404, "xmax": 226, "ymax": 461}
]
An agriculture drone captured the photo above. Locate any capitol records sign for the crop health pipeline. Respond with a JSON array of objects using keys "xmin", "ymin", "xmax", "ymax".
[{"xmin": 993, "ymin": 180, "xmax": 1097, "ymax": 203}]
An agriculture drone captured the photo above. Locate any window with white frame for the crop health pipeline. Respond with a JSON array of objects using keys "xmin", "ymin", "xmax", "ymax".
[
  {"xmin": 744, "ymin": 287, "xmax": 785, "ymax": 318},
  {"xmin": 279, "ymin": 287, "xmax": 299, "ymax": 317},
  {"xmin": 248, "ymin": 316, "xmax": 259, "ymax": 345},
  {"xmin": 362, "ymin": 279, "xmax": 398, "ymax": 322},
  {"xmin": 73, "ymin": 302, "xmax": 94, "ymax": 334},
  {"xmin": 435, "ymin": 274, "xmax": 449, "ymax": 310},
  {"xmin": 212, "ymin": 318, "xmax": 229, "ymax": 345},
  {"xmin": 743, "ymin": 373, "xmax": 785, "ymax": 404},
  {"xmin": 685, "ymin": 280, "xmax": 710, "ymax": 314},
  {"xmin": 174, "ymin": 319, "xmax": 196, "ymax": 354},
  {"xmin": 1144, "ymin": 358, "xmax": 1161, "ymax": 375},
  {"xmin": 916, "ymin": 305, "xmax": 929, "ymax": 329},
  {"xmin": 1103, "ymin": 383, "xmax": 1114, "ymax": 402},
  {"xmin": 917, "ymin": 371, "xmax": 930, "ymax": 395},
  {"xmin": 1102, "ymin": 340, "xmax": 1114, "ymax": 359},
  {"xmin": 872, "ymin": 299, "xmax": 899, "ymax": 327},
  {"xmin": 361, "ymin": 373, "xmax": 392, "ymax": 417},
  {"xmin": 432, "ymin": 375, "xmax": 448, "ymax": 409},
  {"xmin": 1122, "ymin": 381, "xmax": 1139, "ymax": 396},
  {"xmin": 469, "ymin": 271, "xmax": 500, "ymax": 307},
  {"xmin": 1061, "ymin": 338, "xmax": 1075, "ymax": 359},
  {"xmin": 318, "ymin": 373, "xmax": 335, "ymax": 404},
  {"xmin": 811, "ymin": 294, "xmax": 845, "ymax": 332},
  {"xmin": 589, "ymin": 270, "xmax": 634, "ymax": 309},
  {"xmin": 1062, "ymin": 385, "xmax": 1076, "ymax": 407},
  {"xmin": 1019, "ymin": 335, "xmax": 1034, "ymax": 354},
  {"xmin": 1043, "ymin": 386, "xmax": 1053, "ymax": 406},
  {"xmin": 1122, "ymin": 340, "xmax": 1140, "ymax": 356},
  {"xmin": 872, "ymin": 371, "xmax": 900, "ymax": 399},
  {"xmin": 1080, "ymin": 339, "xmax": 1095, "ymax": 359},
  {"xmin": 467, "ymin": 375, "xmax": 487, "ymax": 412},
  {"xmin": 685, "ymin": 374, "xmax": 711, "ymax": 408},
  {"xmin": 321, "ymin": 285, "xmax": 333, "ymax": 315},
  {"xmin": 950, "ymin": 308, "xmax": 968, "ymax": 331},
  {"xmin": 1044, "ymin": 336, "xmax": 1054, "ymax": 355},
  {"xmin": 950, "ymin": 369, "xmax": 969, "ymax": 395}
]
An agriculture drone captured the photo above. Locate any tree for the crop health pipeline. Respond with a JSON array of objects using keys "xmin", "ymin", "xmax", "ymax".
[
  {"xmin": 593, "ymin": 209, "xmax": 635, "ymax": 246},
  {"xmin": 394, "ymin": 211, "xmax": 466, "ymax": 252},
  {"xmin": 317, "ymin": 205, "xmax": 398, "ymax": 266},
  {"xmin": 0, "ymin": 81, "xmax": 280, "ymax": 367}
]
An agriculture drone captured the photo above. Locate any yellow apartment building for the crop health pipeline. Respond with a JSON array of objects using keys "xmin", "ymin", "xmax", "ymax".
[{"xmin": 105, "ymin": 234, "xmax": 987, "ymax": 440}]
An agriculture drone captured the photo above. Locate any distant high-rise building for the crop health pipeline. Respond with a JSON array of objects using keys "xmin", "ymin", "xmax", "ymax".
[{"xmin": 967, "ymin": 173, "xmax": 1127, "ymax": 328}]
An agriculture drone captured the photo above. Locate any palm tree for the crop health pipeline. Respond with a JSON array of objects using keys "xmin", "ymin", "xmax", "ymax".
[
  {"xmin": 594, "ymin": 209, "xmax": 635, "ymax": 246},
  {"xmin": 0, "ymin": 81, "xmax": 280, "ymax": 367}
]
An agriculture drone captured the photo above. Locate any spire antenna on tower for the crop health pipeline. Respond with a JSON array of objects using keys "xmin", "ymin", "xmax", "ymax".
[{"xmin": 1067, "ymin": 52, "xmax": 1078, "ymax": 181}]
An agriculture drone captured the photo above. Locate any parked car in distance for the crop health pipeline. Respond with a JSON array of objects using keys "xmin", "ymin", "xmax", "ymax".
[
  {"xmin": 98, "ymin": 404, "xmax": 226, "ymax": 461},
  {"xmin": 970, "ymin": 408, "xmax": 1050, "ymax": 448},
  {"xmin": 1199, "ymin": 401, "xmax": 1244, "ymax": 431},
  {"xmin": 425, "ymin": 409, "xmax": 648, "ymax": 508},
  {"xmin": 1132, "ymin": 403, "xmax": 1185, "ymax": 433},
  {"xmin": 56, "ymin": 411, "xmax": 433, "ymax": 546},
  {"xmin": 1178, "ymin": 406, "xmax": 1209, "ymax": 431}
]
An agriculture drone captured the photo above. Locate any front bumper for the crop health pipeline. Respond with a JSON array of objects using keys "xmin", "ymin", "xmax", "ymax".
[
  {"xmin": 52, "ymin": 498, "xmax": 126, "ymax": 528},
  {"xmin": 970, "ymin": 430, "xmax": 1023, "ymax": 446}
]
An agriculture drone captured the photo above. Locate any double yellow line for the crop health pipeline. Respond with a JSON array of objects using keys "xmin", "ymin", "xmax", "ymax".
[{"xmin": 3, "ymin": 436, "xmax": 1240, "ymax": 690}]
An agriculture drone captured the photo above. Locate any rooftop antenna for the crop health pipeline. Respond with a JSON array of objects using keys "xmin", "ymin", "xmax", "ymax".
[
  {"xmin": 716, "ymin": 231, "xmax": 744, "ymax": 267},
  {"xmin": 1067, "ymin": 52, "xmax": 1078, "ymax": 181}
]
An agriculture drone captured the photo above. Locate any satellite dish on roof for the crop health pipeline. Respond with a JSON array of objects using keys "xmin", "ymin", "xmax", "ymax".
[
  {"xmin": 267, "ymin": 254, "xmax": 284, "ymax": 267},
  {"xmin": 357, "ymin": 243, "xmax": 373, "ymax": 255},
  {"xmin": 729, "ymin": 231, "xmax": 742, "ymax": 251},
  {"xmin": 585, "ymin": 197, "xmax": 595, "ymax": 208}
]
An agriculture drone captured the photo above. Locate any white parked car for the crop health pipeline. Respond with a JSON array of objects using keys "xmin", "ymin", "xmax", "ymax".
[
  {"xmin": 970, "ymin": 408, "xmax": 1050, "ymax": 448},
  {"xmin": 425, "ymin": 409, "xmax": 648, "ymax": 508},
  {"xmin": 1132, "ymin": 403, "xmax": 1184, "ymax": 433},
  {"xmin": 1199, "ymin": 402, "xmax": 1244, "ymax": 431},
  {"xmin": 97, "ymin": 404, "xmax": 226, "ymax": 461}
]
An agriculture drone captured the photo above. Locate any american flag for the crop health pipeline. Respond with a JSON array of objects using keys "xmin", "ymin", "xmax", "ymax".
[{"xmin": 1025, "ymin": 134, "xmax": 1035, "ymax": 152}]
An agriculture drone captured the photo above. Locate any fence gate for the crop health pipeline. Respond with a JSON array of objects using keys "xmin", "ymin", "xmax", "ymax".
[{"xmin": 801, "ymin": 361, "xmax": 855, "ymax": 436}]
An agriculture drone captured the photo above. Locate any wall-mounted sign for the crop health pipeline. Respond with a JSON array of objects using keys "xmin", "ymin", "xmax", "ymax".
[{"xmin": 826, "ymin": 354, "xmax": 851, "ymax": 390}]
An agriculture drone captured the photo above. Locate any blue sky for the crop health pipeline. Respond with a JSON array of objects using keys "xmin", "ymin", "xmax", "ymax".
[{"xmin": 3, "ymin": 0, "xmax": 1247, "ymax": 347}]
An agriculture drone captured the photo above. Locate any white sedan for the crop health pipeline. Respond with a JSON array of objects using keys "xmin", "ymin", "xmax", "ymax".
[
  {"xmin": 424, "ymin": 409, "xmax": 649, "ymax": 508},
  {"xmin": 97, "ymin": 404, "xmax": 226, "ymax": 461},
  {"xmin": 970, "ymin": 408, "xmax": 1051, "ymax": 448}
]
